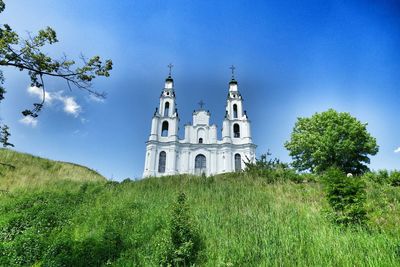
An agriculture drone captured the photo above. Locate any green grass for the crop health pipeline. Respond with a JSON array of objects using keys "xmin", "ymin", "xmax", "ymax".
[
  {"xmin": 0, "ymin": 149, "xmax": 399, "ymax": 266},
  {"xmin": 0, "ymin": 148, "xmax": 106, "ymax": 192}
]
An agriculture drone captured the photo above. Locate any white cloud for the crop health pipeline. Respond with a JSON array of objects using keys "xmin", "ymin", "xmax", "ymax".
[
  {"xmin": 395, "ymin": 147, "xmax": 400, "ymax": 153},
  {"xmin": 28, "ymin": 86, "xmax": 54, "ymax": 103},
  {"xmin": 19, "ymin": 116, "xmax": 38, "ymax": 127},
  {"xmin": 63, "ymin": 97, "xmax": 81, "ymax": 117},
  {"xmin": 27, "ymin": 86, "xmax": 82, "ymax": 117}
]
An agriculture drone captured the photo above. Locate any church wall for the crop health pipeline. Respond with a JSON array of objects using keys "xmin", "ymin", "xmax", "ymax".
[{"xmin": 144, "ymin": 140, "xmax": 256, "ymax": 177}]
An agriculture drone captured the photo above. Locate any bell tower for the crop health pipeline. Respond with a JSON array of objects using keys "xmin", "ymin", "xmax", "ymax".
[
  {"xmin": 148, "ymin": 64, "xmax": 179, "ymax": 142},
  {"xmin": 144, "ymin": 64, "xmax": 180, "ymax": 177},
  {"xmin": 222, "ymin": 65, "xmax": 252, "ymax": 144}
]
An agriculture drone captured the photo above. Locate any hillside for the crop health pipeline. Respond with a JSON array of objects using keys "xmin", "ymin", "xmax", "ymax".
[
  {"xmin": 0, "ymin": 150, "xmax": 399, "ymax": 266},
  {"xmin": 0, "ymin": 148, "xmax": 106, "ymax": 191}
]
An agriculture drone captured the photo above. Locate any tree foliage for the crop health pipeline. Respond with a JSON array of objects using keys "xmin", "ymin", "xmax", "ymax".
[
  {"xmin": 0, "ymin": 0, "xmax": 112, "ymax": 146},
  {"xmin": 0, "ymin": 124, "xmax": 13, "ymax": 147},
  {"xmin": 285, "ymin": 109, "xmax": 378, "ymax": 174}
]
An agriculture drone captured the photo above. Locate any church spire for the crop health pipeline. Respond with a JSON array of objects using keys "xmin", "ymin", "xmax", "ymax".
[
  {"xmin": 165, "ymin": 63, "xmax": 174, "ymax": 89},
  {"xmin": 229, "ymin": 65, "xmax": 236, "ymax": 80},
  {"xmin": 229, "ymin": 65, "xmax": 238, "ymax": 92},
  {"xmin": 168, "ymin": 63, "xmax": 173, "ymax": 77}
]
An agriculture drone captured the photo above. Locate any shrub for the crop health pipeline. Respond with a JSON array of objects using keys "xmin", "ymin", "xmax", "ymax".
[
  {"xmin": 389, "ymin": 171, "xmax": 400, "ymax": 187},
  {"xmin": 161, "ymin": 192, "xmax": 202, "ymax": 266},
  {"xmin": 363, "ymin": 170, "xmax": 400, "ymax": 186},
  {"xmin": 323, "ymin": 168, "xmax": 367, "ymax": 225},
  {"xmin": 374, "ymin": 170, "xmax": 390, "ymax": 184},
  {"xmin": 299, "ymin": 173, "xmax": 319, "ymax": 183},
  {"xmin": 244, "ymin": 153, "xmax": 300, "ymax": 183},
  {"xmin": 43, "ymin": 228, "xmax": 124, "ymax": 266}
]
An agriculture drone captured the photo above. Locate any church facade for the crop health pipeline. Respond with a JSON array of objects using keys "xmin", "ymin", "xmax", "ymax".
[{"xmin": 143, "ymin": 69, "xmax": 256, "ymax": 177}]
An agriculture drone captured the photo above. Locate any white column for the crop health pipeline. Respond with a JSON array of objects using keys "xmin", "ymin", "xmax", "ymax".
[{"xmin": 149, "ymin": 117, "xmax": 159, "ymax": 141}]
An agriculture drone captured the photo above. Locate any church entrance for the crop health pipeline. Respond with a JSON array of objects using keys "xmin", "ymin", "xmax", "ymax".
[{"xmin": 195, "ymin": 154, "xmax": 206, "ymax": 175}]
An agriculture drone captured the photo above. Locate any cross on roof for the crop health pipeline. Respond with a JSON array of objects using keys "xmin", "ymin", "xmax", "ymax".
[
  {"xmin": 167, "ymin": 63, "xmax": 174, "ymax": 76},
  {"xmin": 229, "ymin": 65, "xmax": 236, "ymax": 79},
  {"xmin": 198, "ymin": 100, "xmax": 205, "ymax": 109}
]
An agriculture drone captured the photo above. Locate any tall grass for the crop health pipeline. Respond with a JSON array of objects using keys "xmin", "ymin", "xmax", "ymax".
[
  {"xmin": 0, "ymin": 150, "xmax": 399, "ymax": 266},
  {"xmin": 0, "ymin": 148, "xmax": 105, "ymax": 192}
]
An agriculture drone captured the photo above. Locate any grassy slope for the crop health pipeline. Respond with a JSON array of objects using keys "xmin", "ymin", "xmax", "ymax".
[
  {"xmin": 0, "ymin": 148, "xmax": 106, "ymax": 191},
  {"xmin": 0, "ymin": 150, "xmax": 399, "ymax": 266}
]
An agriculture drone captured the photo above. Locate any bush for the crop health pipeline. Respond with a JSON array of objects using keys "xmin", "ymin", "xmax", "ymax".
[
  {"xmin": 161, "ymin": 192, "xmax": 202, "ymax": 266},
  {"xmin": 389, "ymin": 171, "xmax": 400, "ymax": 187},
  {"xmin": 43, "ymin": 228, "xmax": 124, "ymax": 266},
  {"xmin": 323, "ymin": 168, "xmax": 367, "ymax": 225},
  {"xmin": 299, "ymin": 173, "xmax": 319, "ymax": 183},
  {"xmin": 373, "ymin": 170, "xmax": 390, "ymax": 184},
  {"xmin": 244, "ymin": 153, "xmax": 301, "ymax": 183},
  {"xmin": 363, "ymin": 170, "xmax": 400, "ymax": 186}
]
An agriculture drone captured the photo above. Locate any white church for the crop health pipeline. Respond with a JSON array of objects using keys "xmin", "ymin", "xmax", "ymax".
[{"xmin": 142, "ymin": 66, "xmax": 256, "ymax": 177}]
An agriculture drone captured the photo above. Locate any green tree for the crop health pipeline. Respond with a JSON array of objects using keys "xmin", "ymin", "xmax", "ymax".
[
  {"xmin": 0, "ymin": 0, "xmax": 112, "ymax": 146},
  {"xmin": 285, "ymin": 109, "xmax": 378, "ymax": 174}
]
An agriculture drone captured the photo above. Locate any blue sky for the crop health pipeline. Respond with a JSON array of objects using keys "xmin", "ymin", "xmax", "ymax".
[{"xmin": 1, "ymin": 0, "xmax": 399, "ymax": 180}]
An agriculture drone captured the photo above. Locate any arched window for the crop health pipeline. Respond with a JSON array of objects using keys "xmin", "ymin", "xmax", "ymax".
[
  {"xmin": 164, "ymin": 102, "xmax": 170, "ymax": 117},
  {"xmin": 195, "ymin": 154, "xmax": 206, "ymax": 174},
  {"xmin": 199, "ymin": 138, "xmax": 203, "ymax": 144},
  {"xmin": 235, "ymin": 153, "xmax": 242, "ymax": 172},
  {"xmin": 233, "ymin": 104, "xmax": 238, "ymax": 118},
  {"xmin": 158, "ymin": 151, "xmax": 166, "ymax": 173},
  {"xmin": 233, "ymin": 123, "xmax": 240, "ymax": 138},
  {"xmin": 161, "ymin": 121, "xmax": 169, "ymax": 137}
]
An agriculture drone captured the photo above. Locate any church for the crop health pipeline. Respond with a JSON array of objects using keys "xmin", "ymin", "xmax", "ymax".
[{"xmin": 142, "ymin": 66, "xmax": 256, "ymax": 177}]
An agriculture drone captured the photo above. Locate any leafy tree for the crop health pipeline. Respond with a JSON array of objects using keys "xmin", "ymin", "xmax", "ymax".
[
  {"xmin": 0, "ymin": 0, "xmax": 112, "ymax": 146},
  {"xmin": 285, "ymin": 109, "xmax": 378, "ymax": 174}
]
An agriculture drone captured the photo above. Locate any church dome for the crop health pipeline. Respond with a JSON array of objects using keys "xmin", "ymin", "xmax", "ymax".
[
  {"xmin": 229, "ymin": 78, "xmax": 237, "ymax": 85},
  {"xmin": 165, "ymin": 75, "xmax": 174, "ymax": 89},
  {"xmin": 229, "ymin": 78, "xmax": 238, "ymax": 92}
]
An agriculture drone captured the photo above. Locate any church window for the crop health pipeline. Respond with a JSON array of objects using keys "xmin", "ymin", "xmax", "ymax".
[
  {"xmin": 195, "ymin": 154, "xmax": 206, "ymax": 174},
  {"xmin": 233, "ymin": 123, "xmax": 240, "ymax": 138},
  {"xmin": 164, "ymin": 102, "xmax": 170, "ymax": 117},
  {"xmin": 233, "ymin": 104, "xmax": 238, "ymax": 118},
  {"xmin": 158, "ymin": 151, "xmax": 166, "ymax": 173},
  {"xmin": 235, "ymin": 153, "xmax": 242, "ymax": 172},
  {"xmin": 161, "ymin": 121, "xmax": 169, "ymax": 136},
  {"xmin": 199, "ymin": 138, "xmax": 203, "ymax": 144}
]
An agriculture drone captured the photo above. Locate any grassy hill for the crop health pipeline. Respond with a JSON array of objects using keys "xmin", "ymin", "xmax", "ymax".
[
  {"xmin": 0, "ymin": 149, "xmax": 399, "ymax": 266},
  {"xmin": 0, "ymin": 148, "xmax": 106, "ymax": 191}
]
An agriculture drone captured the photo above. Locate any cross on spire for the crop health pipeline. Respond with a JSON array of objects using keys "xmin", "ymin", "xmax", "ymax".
[
  {"xmin": 167, "ymin": 63, "xmax": 174, "ymax": 76},
  {"xmin": 229, "ymin": 65, "xmax": 236, "ymax": 79},
  {"xmin": 198, "ymin": 100, "xmax": 205, "ymax": 109}
]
